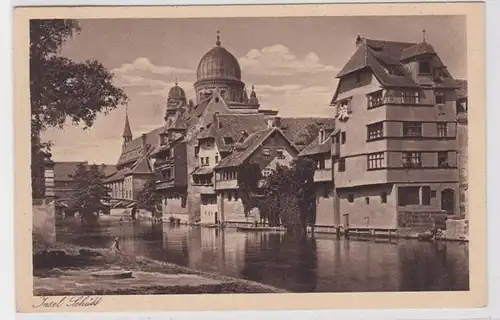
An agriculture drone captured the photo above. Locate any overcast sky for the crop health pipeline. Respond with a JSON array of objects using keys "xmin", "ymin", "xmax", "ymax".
[{"xmin": 41, "ymin": 15, "xmax": 467, "ymax": 165}]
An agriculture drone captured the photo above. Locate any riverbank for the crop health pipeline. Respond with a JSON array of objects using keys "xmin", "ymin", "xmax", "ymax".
[{"xmin": 33, "ymin": 236, "xmax": 287, "ymax": 295}]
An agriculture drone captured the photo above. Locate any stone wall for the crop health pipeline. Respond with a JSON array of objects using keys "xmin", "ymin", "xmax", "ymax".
[
  {"xmin": 315, "ymin": 185, "xmax": 335, "ymax": 227},
  {"xmin": 441, "ymin": 219, "xmax": 468, "ymax": 241},
  {"xmin": 457, "ymin": 118, "xmax": 468, "ymax": 218},
  {"xmin": 397, "ymin": 210, "xmax": 447, "ymax": 238},
  {"xmin": 32, "ymin": 199, "xmax": 56, "ymax": 245}
]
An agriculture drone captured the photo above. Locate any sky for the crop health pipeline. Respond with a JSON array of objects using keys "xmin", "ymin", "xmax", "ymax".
[{"xmin": 41, "ymin": 15, "xmax": 467, "ymax": 165}]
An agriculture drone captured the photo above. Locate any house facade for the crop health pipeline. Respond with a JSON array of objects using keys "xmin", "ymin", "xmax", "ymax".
[
  {"xmin": 328, "ymin": 34, "xmax": 461, "ymax": 231},
  {"xmin": 214, "ymin": 126, "xmax": 300, "ymax": 225}
]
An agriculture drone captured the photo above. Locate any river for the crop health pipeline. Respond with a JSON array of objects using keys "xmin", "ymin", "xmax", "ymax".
[{"xmin": 55, "ymin": 218, "xmax": 469, "ymax": 293}]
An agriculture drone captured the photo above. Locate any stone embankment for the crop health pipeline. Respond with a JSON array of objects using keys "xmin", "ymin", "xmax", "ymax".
[{"xmin": 33, "ymin": 239, "xmax": 286, "ymax": 295}]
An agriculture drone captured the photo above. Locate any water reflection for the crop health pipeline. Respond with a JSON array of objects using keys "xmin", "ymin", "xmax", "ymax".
[{"xmin": 55, "ymin": 219, "xmax": 469, "ymax": 292}]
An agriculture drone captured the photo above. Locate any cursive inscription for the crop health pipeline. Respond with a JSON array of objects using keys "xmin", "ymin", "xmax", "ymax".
[{"xmin": 33, "ymin": 296, "xmax": 103, "ymax": 308}]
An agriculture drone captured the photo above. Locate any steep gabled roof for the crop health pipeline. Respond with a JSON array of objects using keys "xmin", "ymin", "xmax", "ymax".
[
  {"xmin": 333, "ymin": 37, "xmax": 461, "ymax": 103},
  {"xmin": 214, "ymin": 127, "xmax": 299, "ymax": 169},
  {"xmin": 117, "ymin": 126, "xmax": 163, "ymax": 166},
  {"xmin": 53, "ymin": 161, "xmax": 88, "ymax": 181},
  {"xmin": 278, "ymin": 117, "xmax": 336, "ymax": 150},
  {"xmin": 198, "ymin": 113, "xmax": 268, "ymax": 152},
  {"xmin": 298, "ymin": 135, "xmax": 332, "ymax": 157}
]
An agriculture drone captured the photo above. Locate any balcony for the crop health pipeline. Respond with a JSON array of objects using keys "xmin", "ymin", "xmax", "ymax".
[
  {"xmin": 215, "ymin": 179, "xmax": 238, "ymax": 190},
  {"xmin": 314, "ymin": 169, "xmax": 333, "ymax": 182},
  {"xmin": 154, "ymin": 158, "xmax": 173, "ymax": 170},
  {"xmin": 156, "ymin": 178, "xmax": 175, "ymax": 190},
  {"xmin": 193, "ymin": 184, "xmax": 215, "ymax": 194}
]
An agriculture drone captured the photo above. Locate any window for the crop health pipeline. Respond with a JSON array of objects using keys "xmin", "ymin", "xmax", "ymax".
[
  {"xmin": 419, "ymin": 61, "xmax": 431, "ymax": 74},
  {"xmin": 401, "ymin": 91, "xmax": 420, "ymax": 104},
  {"xmin": 194, "ymin": 146, "xmax": 200, "ymax": 158},
  {"xmin": 403, "ymin": 122, "xmax": 422, "ymax": 137},
  {"xmin": 367, "ymin": 152, "xmax": 384, "ymax": 170},
  {"xmin": 367, "ymin": 90, "xmax": 384, "ymax": 109},
  {"xmin": 365, "ymin": 197, "xmax": 370, "ymax": 204},
  {"xmin": 206, "ymin": 140, "xmax": 214, "ymax": 148},
  {"xmin": 263, "ymin": 148, "xmax": 270, "ymax": 158},
  {"xmin": 317, "ymin": 159, "xmax": 325, "ymax": 170},
  {"xmin": 338, "ymin": 158, "xmax": 346, "ymax": 172},
  {"xmin": 402, "ymin": 152, "xmax": 422, "ymax": 168},
  {"xmin": 205, "ymin": 157, "xmax": 209, "ymax": 166},
  {"xmin": 381, "ymin": 192, "xmax": 388, "ymax": 203},
  {"xmin": 215, "ymin": 155, "xmax": 219, "ymax": 163},
  {"xmin": 223, "ymin": 137, "xmax": 234, "ymax": 145},
  {"xmin": 438, "ymin": 152, "xmax": 449, "ymax": 168},
  {"xmin": 347, "ymin": 194, "xmax": 354, "ymax": 203},
  {"xmin": 200, "ymin": 158, "xmax": 204, "ymax": 166},
  {"xmin": 334, "ymin": 132, "xmax": 340, "ymax": 143},
  {"xmin": 277, "ymin": 148, "xmax": 285, "ymax": 159},
  {"xmin": 341, "ymin": 131, "xmax": 346, "ymax": 144},
  {"xmin": 435, "ymin": 91, "xmax": 445, "ymax": 104},
  {"xmin": 319, "ymin": 130, "xmax": 325, "ymax": 143},
  {"xmin": 322, "ymin": 185, "xmax": 330, "ymax": 198},
  {"xmin": 437, "ymin": 122, "xmax": 447, "ymax": 137},
  {"xmin": 220, "ymin": 90, "xmax": 226, "ymax": 99},
  {"xmin": 367, "ymin": 122, "xmax": 384, "ymax": 140},
  {"xmin": 422, "ymin": 186, "xmax": 431, "ymax": 205},
  {"xmin": 398, "ymin": 186, "xmax": 420, "ymax": 206}
]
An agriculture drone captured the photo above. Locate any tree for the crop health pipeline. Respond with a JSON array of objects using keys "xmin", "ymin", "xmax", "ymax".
[
  {"xmin": 71, "ymin": 163, "xmax": 111, "ymax": 224},
  {"xmin": 237, "ymin": 162, "xmax": 263, "ymax": 216},
  {"xmin": 137, "ymin": 180, "xmax": 162, "ymax": 217},
  {"xmin": 30, "ymin": 19, "xmax": 128, "ymax": 197},
  {"xmin": 260, "ymin": 158, "xmax": 317, "ymax": 234}
]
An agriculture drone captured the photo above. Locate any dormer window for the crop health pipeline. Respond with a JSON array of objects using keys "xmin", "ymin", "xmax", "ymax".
[
  {"xmin": 419, "ymin": 60, "xmax": 431, "ymax": 74},
  {"xmin": 319, "ymin": 129, "xmax": 326, "ymax": 144},
  {"xmin": 267, "ymin": 119, "xmax": 275, "ymax": 128}
]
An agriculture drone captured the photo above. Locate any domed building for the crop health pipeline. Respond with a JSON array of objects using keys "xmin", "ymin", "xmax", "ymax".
[
  {"xmin": 194, "ymin": 31, "xmax": 253, "ymax": 108},
  {"xmin": 164, "ymin": 80, "xmax": 187, "ymax": 123}
]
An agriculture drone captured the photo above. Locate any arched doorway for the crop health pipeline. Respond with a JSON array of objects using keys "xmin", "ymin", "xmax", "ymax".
[{"xmin": 441, "ymin": 189, "xmax": 455, "ymax": 215}]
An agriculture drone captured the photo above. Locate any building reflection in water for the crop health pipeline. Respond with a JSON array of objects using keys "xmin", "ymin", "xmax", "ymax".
[{"xmin": 55, "ymin": 220, "xmax": 470, "ymax": 293}]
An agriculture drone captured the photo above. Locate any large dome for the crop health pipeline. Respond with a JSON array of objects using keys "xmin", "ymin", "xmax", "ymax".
[{"xmin": 196, "ymin": 35, "xmax": 241, "ymax": 82}]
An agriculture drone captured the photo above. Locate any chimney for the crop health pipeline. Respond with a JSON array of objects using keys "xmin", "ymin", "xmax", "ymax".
[
  {"xmin": 274, "ymin": 116, "xmax": 282, "ymax": 128},
  {"xmin": 355, "ymin": 35, "xmax": 364, "ymax": 46},
  {"xmin": 141, "ymin": 133, "xmax": 147, "ymax": 154},
  {"xmin": 213, "ymin": 112, "xmax": 221, "ymax": 129}
]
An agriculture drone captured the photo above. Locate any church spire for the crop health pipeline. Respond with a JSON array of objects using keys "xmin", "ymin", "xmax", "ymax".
[
  {"xmin": 122, "ymin": 106, "xmax": 132, "ymax": 144},
  {"xmin": 216, "ymin": 30, "xmax": 221, "ymax": 47}
]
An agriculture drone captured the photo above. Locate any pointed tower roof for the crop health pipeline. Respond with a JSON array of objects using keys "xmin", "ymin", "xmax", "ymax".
[{"xmin": 122, "ymin": 108, "xmax": 132, "ymax": 140}]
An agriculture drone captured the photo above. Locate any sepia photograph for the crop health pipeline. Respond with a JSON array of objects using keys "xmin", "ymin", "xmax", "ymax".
[{"xmin": 13, "ymin": 2, "xmax": 486, "ymax": 313}]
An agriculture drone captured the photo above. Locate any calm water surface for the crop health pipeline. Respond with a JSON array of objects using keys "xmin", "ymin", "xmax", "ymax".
[{"xmin": 56, "ymin": 219, "xmax": 469, "ymax": 292}]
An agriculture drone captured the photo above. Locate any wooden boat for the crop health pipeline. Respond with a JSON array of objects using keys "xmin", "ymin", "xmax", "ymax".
[
  {"xmin": 203, "ymin": 224, "xmax": 220, "ymax": 228},
  {"xmin": 236, "ymin": 225, "xmax": 283, "ymax": 232}
]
